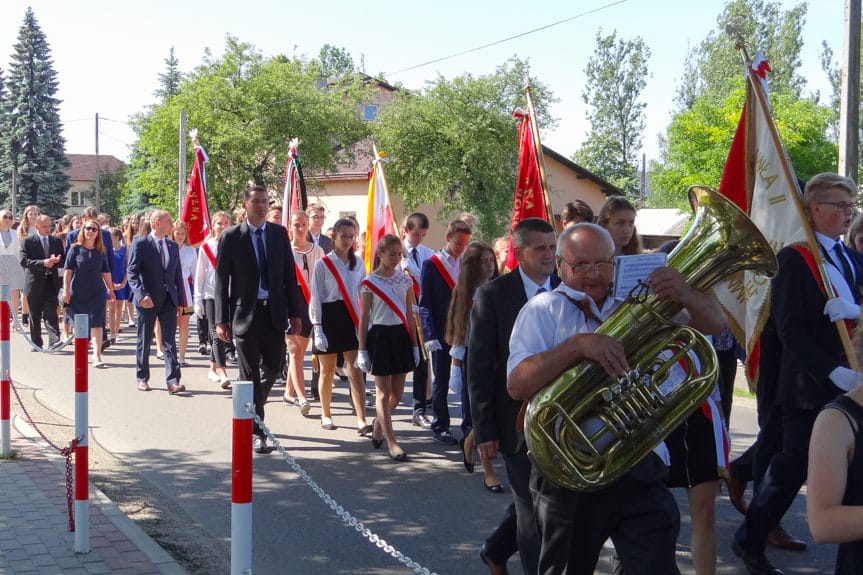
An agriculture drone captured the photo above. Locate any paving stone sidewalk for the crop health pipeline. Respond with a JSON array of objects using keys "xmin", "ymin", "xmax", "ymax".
[{"xmin": 0, "ymin": 420, "xmax": 186, "ymax": 575}]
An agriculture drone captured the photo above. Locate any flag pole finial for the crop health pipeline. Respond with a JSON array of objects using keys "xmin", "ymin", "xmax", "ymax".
[{"xmin": 189, "ymin": 128, "xmax": 198, "ymax": 143}]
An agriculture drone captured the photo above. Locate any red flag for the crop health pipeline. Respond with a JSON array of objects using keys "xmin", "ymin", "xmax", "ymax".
[
  {"xmin": 180, "ymin": 145, "xmax": 210, "ymax": 247},
  {"xmin": 717, "ymin": 103, "xmax": 748, "ymax": 212},
  {"xmin": 505, "ymin": 107, "xmax": 550, "ymax": 270},
  {"xmin": 280, "ymin": 139, "xmax": 307, "ymax": 227}
]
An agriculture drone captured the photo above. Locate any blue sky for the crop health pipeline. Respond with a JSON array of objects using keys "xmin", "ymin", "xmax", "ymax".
[{"xmin": 0, "ymin": 0, "xmax": 843, "ymax": 165}]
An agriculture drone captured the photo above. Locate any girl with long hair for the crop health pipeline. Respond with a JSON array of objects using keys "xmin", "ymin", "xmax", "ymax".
[
  {"xmin": 598, "ymin": 196, "xmax": 642, "ymax": 255},
  {"xmin": 356, "ymin": 234, "xmax": 418, "ymax": 461},
  {"xmin": 62, "ymin": 217, "xmax": 115, "ymax": 367},
  {"xmin": 309, "ymin": 218, "xmax": 371, "ymax": 434},
  {"xmin": 194, "ymin": 211, "xmax": 233, "ymax": 389},
  {"xmin": 445, "ymin": 241, "xmax": 503, "ymax": 490}
]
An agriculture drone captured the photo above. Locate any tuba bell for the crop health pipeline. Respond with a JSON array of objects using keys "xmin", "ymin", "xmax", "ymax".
[{"xmin": 523, "ymin": 186, "xmax": 778, "ymax": 492}]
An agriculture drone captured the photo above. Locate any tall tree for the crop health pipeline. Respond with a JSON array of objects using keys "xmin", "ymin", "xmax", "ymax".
[
  {"xmin": 314, "ymin": 44, "xmax": 355, "ymax": 79},
  {"xmin": 674, "ymin": 0, "xmax": 807, "ymax": 110},
  {"xmin": 125, "ymin": 37, "xmax": 370, "ymax": 214},
  {"xmin": 573, "ymin": 30, "xmax": 649, "ymax": 196},
  {"xmin": 155, "ymin": 46, "xmax": 182, "ymax": 101},
  {"xmin": 0, "ymin": 8, "xmax": 69, "ymax": 216},
  {"xmin": 373, "ymin": 57, "xmax": 556, "ymax": 239}
]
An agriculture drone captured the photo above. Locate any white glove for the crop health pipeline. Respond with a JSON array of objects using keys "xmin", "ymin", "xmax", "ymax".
[
  {"xmin": 356, "ymin": 350, "xmax": 372, "ymax": 373},
  {"xmin": 824, "ymin": 297, "xmax": 861, "ymax": 322},
  {"xmin": 411, "ymin": 304, "xmax": 421, "ymax": 314},
  {"xmin": 313, "ymin": 325, "xmax": 328, "ymax": 352},
  {"xmin": 450, "ymin": 345, "xmax": 466, "ymax": 361},
  {"xmin": 194, "ymin": 300, "xmax": 205, "ymax": 319},
  {"xmin": 424, "ymin": 339, "xmax": 442, "ymax": 354},
  {"xmin": 829, "ymin": 366, "xmax": 863, "ymax": 392},
  {"xmin": 413, "ymin": 347, "xmax": 420, "ymax": 366},
  {"xmin": 449, "ymin": 364, "xmax": 463, "ymax": 394}
]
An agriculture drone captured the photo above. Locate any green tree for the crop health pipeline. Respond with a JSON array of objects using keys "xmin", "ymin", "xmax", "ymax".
[
  {"xmin": 155, "ymin": 46, "xmax": 182, "ymax": 101},
  {"xmin": 373, "ymin": 57, "xmax": 556, "ymax": 239},
  {"xmin": 650, "ymin": 87, "xmax": 836, "ymax": 209},
  {"xmin": 83, "ymin": 165, "xmax": 127, "ymax": 224},
  {"xmin": 314, "ymin": 44, "xmax": 354, "ymax": 79},
  {"xmin": 126, "ymin": 37, "xmax": 370, "ymax": 215},
  {"xmin": 0, "ymin": 8, "xmax": 69, "ymax": 217},
  {"xmin": 675, "ymin": 0, "xmax": 807, "ymax": 109},
  {"xmin": 573, "ymin": 30, "xmax": 650, "ymax": 196}
]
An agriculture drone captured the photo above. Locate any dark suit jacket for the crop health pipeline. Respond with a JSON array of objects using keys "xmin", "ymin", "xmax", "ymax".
[
  {"xmin": 19, "ymin": 234, "xmax": 64, "ymax": 297},
  {"xmin": 419, "ymin": 254, "xmax": 456, "ymax": 343},
  {"xmin": 467, "ymin": 269, "xmax": 560, "ymax": 454},
  {"xmin": 773, "ymin": 244, "xmax": 863, "ymax": 411},
  {"xmin": 127, "ymin": 235, "xmax": 184, "ymax": 309},
  {"xmin": 307, "ymin": 232, "xmax": 333, "ymax": 254},
  {"xmin": 215, "ymin": 222, "xmax": 301, "ymax": 336}
]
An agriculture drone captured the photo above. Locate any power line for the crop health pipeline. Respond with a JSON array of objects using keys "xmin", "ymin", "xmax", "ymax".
[{"xmin": 386, "ymin": 0, "xmax": 631, "ymax": 76}]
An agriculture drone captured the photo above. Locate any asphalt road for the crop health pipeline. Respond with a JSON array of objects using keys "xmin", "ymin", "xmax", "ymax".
[{"xmin": 6, "ymin": 326, "xmax": 838, "ymax": 574}]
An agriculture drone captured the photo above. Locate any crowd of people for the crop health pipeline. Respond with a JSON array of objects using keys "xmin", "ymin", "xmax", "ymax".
[{"xmin": 4, "ymin": 174, "xmax": 863, "ymax": 574}]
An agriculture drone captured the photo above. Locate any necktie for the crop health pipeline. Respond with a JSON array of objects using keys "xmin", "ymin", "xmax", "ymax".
[
  {"xmin": 834, "ymin": 243, "xmax": 856, "ymax": 294},
  {"xmin": 255, "ymin": 228, "xmax": 269, "ymax": 291},
  {"xmin": 41, "ymin": 236, "xmax": 49, "ymax": 259},
  {"xmin": 412, "ymin": 248, "xmax": 419, "ymax": 265},
  {"xmin": 536, "ymin": 286, "xmax": 546, "ymax": 297},
  {"xmin": 158, "ymin": 239, "xmax": 167, "ymax": 269}
]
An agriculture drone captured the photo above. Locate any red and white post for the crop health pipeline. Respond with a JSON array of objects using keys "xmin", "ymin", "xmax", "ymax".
[
  {"xmin": 73, "ymin": 314, "xmax": 89, "ymax": 553},
  {"xmin": 231, "ymin": 381, "xmax": 253, "ymax": 575},
  {"xmin": 0, "ymin": 285, "xmax": 10, "ymax": 457}
]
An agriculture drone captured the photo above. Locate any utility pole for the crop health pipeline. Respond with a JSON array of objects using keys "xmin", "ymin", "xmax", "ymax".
[
  {"xmin": 178, "ymin": 111, "xmax": 187, "ymax": 215},
  {"xmin": 638, "ymin": 153, "xmax": 646, "ymax": 208},
  {"xmin": 839, "ymin": 0, "xmax": 861, "ymax": 181},
  {"xmin": 94, "ymin": 113, "xmax": 100, "ymax": 211}
]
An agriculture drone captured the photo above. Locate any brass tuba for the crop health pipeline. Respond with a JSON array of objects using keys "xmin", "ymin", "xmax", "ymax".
[{"xmin": 524, "ymin": 186, "xmax": 777, "ymax": 492}]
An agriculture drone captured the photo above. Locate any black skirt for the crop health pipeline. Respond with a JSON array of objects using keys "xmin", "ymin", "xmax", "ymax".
[
  {"xmin": 314, "ymin": 300, "xmax": 358, "ymax": 354},
  {"xmin": 665, "ymin": 405, "xmax": 720, "ymax": 488},
  {"xmin": 367, "ymin": 324, "xmax": 415, "ymax": 376}
]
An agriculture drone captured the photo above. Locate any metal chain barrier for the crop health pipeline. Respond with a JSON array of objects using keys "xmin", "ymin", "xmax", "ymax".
[
  {"xmin": 246, "ymin": 405, "xmax": 438, "ymax": 575},
  {"xmin": 9, "ymin": 377, "xmax": 81, "ymax": 531},
  {"xmin": 10, "ymin": 305, "xmax": 74, "ymax": 354}
]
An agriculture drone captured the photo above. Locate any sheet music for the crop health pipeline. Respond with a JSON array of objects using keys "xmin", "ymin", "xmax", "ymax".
[{"xmin": 612, "ymin": 253, "xmax": 668, "ymax": 300}]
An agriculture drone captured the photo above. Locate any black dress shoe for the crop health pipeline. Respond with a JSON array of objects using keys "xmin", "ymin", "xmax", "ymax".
[
  {"xmin": 480, "ymin": 545, "xmax": 509, "ymax": 575},
  {"xmin": 459, "ymin": 438, "xmax": 475, "ymax": 473},
  {"xmin": 432, "ymin": 430, "xmax": 457, "ymax": 445},
  {"xmin": 483, "ymin": 479, "xmax": 504, "ymax": 493},
  {"xmin": 731, "ymin": 540, "xmax": 784, "ymax": 575},
  {"xmin": 253, "ymin": 436, "xmax": 268, "ymax": 454}
]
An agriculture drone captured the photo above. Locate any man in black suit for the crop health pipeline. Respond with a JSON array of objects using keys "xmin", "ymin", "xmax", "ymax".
[
  {"xmin": 733, "ymin": 173, "xmax": 863, "ymax": 575},
  {"xmin": 127, "ymin": 210, "xmax": 185, "ymax": 394},
  {"xmin": 467, "ymin": 217, "xmax": 557, "ymax": 575},
  {"xmin": 19, "ymin": 215, "xmax": 63, "ymax": 349},
  {"xmin": 215, "ymin": 185, "xmax": 302, "ymax": 454},
  {"xmin": 306, "ymin": 203, "xmax": 334, "ymax": 254}
]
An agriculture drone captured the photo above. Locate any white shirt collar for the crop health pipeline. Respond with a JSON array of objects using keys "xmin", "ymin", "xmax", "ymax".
[{"xmin": 518, "ymin": 266, "xmax": 551, "ymax": 299}]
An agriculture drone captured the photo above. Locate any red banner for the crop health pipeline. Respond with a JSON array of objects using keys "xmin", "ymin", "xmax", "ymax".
[
  {"xmin": 505, "ymin": 108, "xmax": 549, "ymax": 270},
  {"xmin": 180, "ymin": 145, "xmax": 211, "ymax": 247}
]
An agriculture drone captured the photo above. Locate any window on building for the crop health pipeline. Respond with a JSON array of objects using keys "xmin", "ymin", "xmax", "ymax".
[
  {"xmin": 363, "ymin": 105, "xmax": 378, "ymax": 121},
  {"xmin": 70, "ymin": 188, "xmax": 85, "ymax": 207}
]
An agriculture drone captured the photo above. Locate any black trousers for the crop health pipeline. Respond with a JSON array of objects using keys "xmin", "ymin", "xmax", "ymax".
[
  {"xmin": 204, "ymin": 299, "xmax": 227, "ymax": 368},
  {"xmin": 531, "ymin": 453, "xmax": 680, "ymax": 575},
  {"xmin": 484, "ymin": 449, "xmax": 539, "ymax": 575},
  {"xmin": 27, "ymin": 288, "xmax": 59, "ymax": 348},
  {"xmin": 430, "ymin": 346, "xmax": 452, "ymax": 433},
  {"xmin": 735, "ymin": 406, "xmax": 818, "ymax": 555},
  {"xmin": 235, "ymin": 302, "xmax": 286, "ymax": 438}
]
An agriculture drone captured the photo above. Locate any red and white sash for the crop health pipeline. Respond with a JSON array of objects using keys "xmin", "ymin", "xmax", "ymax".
[
  {"xmin": 295, "ymin": 262, "xmax": 310, "ymax": 304},
  {"xmin": 321, "ymin": 256, "xmax": 359, "ymax": 328},
  {"xmin": 361, "ymin": 275, "xmax": 408, "ymax": 329},
  {"xmin": 430, "ymin": 253, "xmax": 456, "ymax": 290},
  {"xmin": 201, "ymin": 241, "xmax": 217, "ymax": 268}
]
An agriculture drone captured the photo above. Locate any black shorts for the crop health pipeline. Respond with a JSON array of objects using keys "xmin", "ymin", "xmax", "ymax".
[
  {"xmin": 287, "ymin": 299, "xmax": 312, "ymax": 338},
  {"xmin": 666, "ymin": 405, "xmax": 720, "ymax": 488}
]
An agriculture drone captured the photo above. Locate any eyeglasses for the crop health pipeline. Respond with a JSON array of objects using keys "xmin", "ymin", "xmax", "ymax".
[
  {"xmin": 819, "ymin": 201, "xmax": 858, "ymax": 212},
  {"xmin": 84, "ymin": 226, "xmax": 100, "ymax": 232},
  {"xmin": 558, "ymin": 257, "xmax": 614, "ymax": 276},
  {"xmin": 1, "ymin": 215, "xmax": 12, "ymax": 220}
]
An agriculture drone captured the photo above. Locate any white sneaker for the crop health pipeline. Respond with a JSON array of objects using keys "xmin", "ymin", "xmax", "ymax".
[
  {"xmin": 299, "ymin": 399, "xmax": 311, "ymax": 416},
  {"xmin": 207, "ymin": 370, "xmax": 220, "ymax": 382}
]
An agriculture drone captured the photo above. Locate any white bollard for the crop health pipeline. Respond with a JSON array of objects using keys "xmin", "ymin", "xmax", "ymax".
[{"xmin": 231, "ymin": 381, "xmax": 254, "ymax": 574}]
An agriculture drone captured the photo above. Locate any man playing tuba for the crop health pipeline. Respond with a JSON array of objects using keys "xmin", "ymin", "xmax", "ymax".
[{"xmin": 507, "ymin": 222, "xmax": 726, "ymax": 575}]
